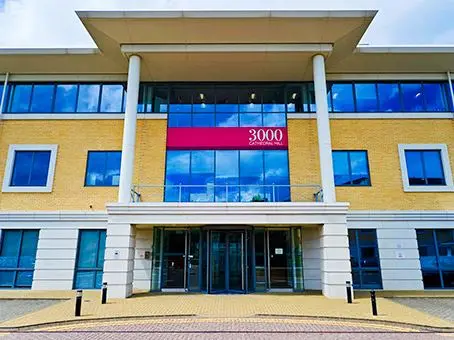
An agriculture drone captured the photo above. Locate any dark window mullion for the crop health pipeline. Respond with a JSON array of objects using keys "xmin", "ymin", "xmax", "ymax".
[
  {"xmin": 420, "ymin": 151, "xmax": 429, "ymax": 185},
  {"xmin": 27, "ymin": 152, "xmax": 35, "ymax": 186},
  {"xmin": 97, "ymin": 84, "xmax": 103, "ymax": 113},
  {"xmin": 13, "ymin": 231, "xmax": 25, "ymax": 287},
  {"xmin": 432, "ymin": 230, "xmax": 444, "ymax": 288},
  {"xmin": 50, "ymin": 84, "xmax": 57, "ymax": 113},
  {"xmin": 75, "ymin": 84, "xmax": 81, "ymax": 113},
  {"xmin": 352, "ymin": 83, "xmax": 358, "ymax": 113}
]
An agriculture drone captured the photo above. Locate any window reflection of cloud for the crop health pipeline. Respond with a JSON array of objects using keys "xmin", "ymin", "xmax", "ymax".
[
  {"xmin": 166, "ymin": 151, "xmax": 190, "ymax": 174},
  {"xmin": 77, "ymin": 85, "xmax": 100, "ymax": 112},
  {"xmin": 101, "ymin": 85, "xmax": 123, "ymax": 112}
]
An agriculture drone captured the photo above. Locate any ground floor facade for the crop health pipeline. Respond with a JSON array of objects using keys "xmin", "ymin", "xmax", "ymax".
[{"xmin": 0, "ymin": 208, "xmax": 453, "ymax": 298}]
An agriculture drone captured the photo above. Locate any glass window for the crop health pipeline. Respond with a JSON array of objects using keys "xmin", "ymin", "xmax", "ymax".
[
  {"xmin": 85, "ymin": 151, "xmax": 121, "ymax": 186},
  {"xmin": 164, "ymin": 151, "xmax": 191, "ymax": 202},
  {"xmin": 263, "ymin": 113, "xmax": 286, "ymax": 127},
  {"xmin": 240, "ymin": 113, "xmax": 263, "ymax": 127},
  {"xmin": 9, "ymin": 84, "xmax": 32, "ymax": 112},
  {"xmin": 264, "ymin": 151, "xmax": 290, "ymax": 202},
  {"xmin": 239, "ymin": 88, "xmax": 261, "ymax": 113},
  {"xmin": 0, "ymin": 85, "xmax": 3, "ymax": 109},
  {"xmin": 153, "ymin": 86, "xmax": 169, "ymax": 113},
  {"xmin": 240, "ymin": 150, "xmax": 264, "ymax": 202},
  {"xmin": 54, "ymin": 84, "xmax": 78, "ymax": 112},
  {"xmin": 100, "ymin": 84, "xmax": 124, "ymax": 112},
  {"xmin": 348, "ymin": 229, "xmax": 382, "ymax": 289},
  {"xmin": 354, "ymin": 83, "xmax": 378, "ymax": 112},
  {"xmin": 74, "ymin": 230, "xmax": 106, "ymax": 289},
  {"xmin": 330, "ymin": 83, "xmax": 355, "ymax": 112},
  {"xmin": 168, "ymin": 113, "xmax": 192, "ymax": 127},
  {"xmin": 215, "ymin": 150, "xmax": 239, "ymax": 202},
  {"xmin": 164, "ymin": 150, "xmax": 290, "ymax": 203},
  {"xmin": 417, "ymin": 229, "xmax": 454, "ymax": 289},
  {"xmin": 169, "ymin": 88, "xmax": 192, "ymax": 113},
  {"xmin": 405, "ymin": 150, "xmax": 445, "ymax": 186},
  {"xmin": 377, "ymin": 83, "xmax": 401, "ymax": 112},
  {"xmin": 10, "ymin": 151, "xmax": 51, "ymax": 187},
  {"xmin": 263, "ymin": 88, "xmax": 285, "ymax": 113},
  {"xmin": 30, "ymin": 84, "xmax": 54, "ymax": 112},
  {"xmin": 216, "ymin": 113, "xmax": 239, "ymax": 127},
  {"xmin": 423, "ymin": 83, "xmax": 449, "ymax": 112},
  {"xmin": 401, "ymin": 83, "xmax": 424, "ymax": 112},
  {"xmin": 0, "ymin": 230, "xmax": 39, "ymax": 288},
  {"xmin": 333, "ymin": 151, "xmax": 371, "ymax": 186},
  {"xmin": 77, "ymin": 84, "xmax": 101, "ymax": 112},
  {"xmin": 286, "ymin": 86, "xmax": 302, "ymax": 113}
]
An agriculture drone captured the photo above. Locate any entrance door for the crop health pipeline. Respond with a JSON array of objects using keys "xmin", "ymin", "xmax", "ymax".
[
  {"xmin": 268, "ymin": 230, "xmax": 293, "ymax": 289},
  {"xmin": 160, "ymin": 229, "xmax": 200, "ymax": 291},
  {"xmin": 209, "ymin": 230, "xmax": 246, "ymax": 293}
]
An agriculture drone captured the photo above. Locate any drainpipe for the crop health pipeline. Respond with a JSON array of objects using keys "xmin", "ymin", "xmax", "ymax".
[
  {"xmin": 0, "ymin": 72, "xmax": 9, "ymax": 117},
  {"xmin": 447, "ymin": 71, "xmax": 454, "ymax": 114}
]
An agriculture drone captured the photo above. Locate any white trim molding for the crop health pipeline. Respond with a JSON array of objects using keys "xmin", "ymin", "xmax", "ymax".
[
  {"xmin": 287, "ymin": 112, "xmax": 454, "ymax": 120},
  {"xmin": 2, "ymin": 144, "xmax": 58, "ymax": 193},
  {"xmin": 398, "ymin": 144, "xmax": 454, "ymax": 193}
]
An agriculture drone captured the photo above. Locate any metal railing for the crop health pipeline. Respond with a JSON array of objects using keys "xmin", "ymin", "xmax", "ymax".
[{"xmin": 131, "ymin": 184, "xmax": 323, "ymax": 203}]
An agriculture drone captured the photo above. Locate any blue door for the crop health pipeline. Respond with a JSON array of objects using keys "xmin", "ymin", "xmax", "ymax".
[{"xmin": 74, "ymin": 230, "xmax": 106, "ymax": 289}]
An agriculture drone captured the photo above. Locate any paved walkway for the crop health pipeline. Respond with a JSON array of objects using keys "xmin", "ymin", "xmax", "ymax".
[
  {"xmin": 0, "ymin": 317, "xmax": 452, "ymax": 339},
  {"xmin": 0, "ymin": 292, "xmax": 452, "ymax": 330},
  {"xmin": 0, "ymin": 300, "xmax": 61, "ymax": 323},
  {"xmin": 392, "ymin": 298, "xmax": 454, "ymax": 323}
]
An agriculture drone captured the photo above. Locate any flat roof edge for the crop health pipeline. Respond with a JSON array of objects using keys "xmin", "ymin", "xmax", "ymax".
[
  {"xmin": 76, "ymin": 9, "xmax": 378, "ymax": 19},
  {"xmin": 0, "ymin": 48, "xmax": 100, "ymax": 55},
  {"xmin": 356, "ymin": 45, "xmax": 454, "ymax": 54}
]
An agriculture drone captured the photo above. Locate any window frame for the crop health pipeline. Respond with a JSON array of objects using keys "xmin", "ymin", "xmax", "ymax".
[
  {"xmin": 332, "ymin": 150, "xmax": 372, "ymax": 187},
  {"xmin": 398, "ymin": 144, "xmax": 454, "ymax": 192},
  {"xmin": 84, "ymin": 150, "xmax": 122, "ymax": 187},
  {"xmin": 2, "ymin": 144, "xmax": 58, "ymax": 193}
]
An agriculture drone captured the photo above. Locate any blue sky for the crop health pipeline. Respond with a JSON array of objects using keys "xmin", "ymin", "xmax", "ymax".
[{"xmin": 0, "ymin": 0, "xmax": 453, "ymax": 48}]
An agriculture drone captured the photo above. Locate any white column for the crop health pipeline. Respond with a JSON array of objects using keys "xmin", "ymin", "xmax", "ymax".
[
  {"xmin": 313, "ymin": 55, "xmax": 336, "ymax": 203},
  {"xmin": 103, "ymin": 223, "xmax": 136, "ymax": 298},
  {"xmin": 320, "ymin": 223, "xmax": 352, "ymax": 299},
  {"xmin": 118, "ymin": 55, "xmax": 141, "ymax": 203}
]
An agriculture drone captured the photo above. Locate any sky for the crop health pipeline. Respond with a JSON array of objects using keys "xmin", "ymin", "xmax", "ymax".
[{"xmin": 0, "ymin": 0, "xmax": 453, "ymax": 48}]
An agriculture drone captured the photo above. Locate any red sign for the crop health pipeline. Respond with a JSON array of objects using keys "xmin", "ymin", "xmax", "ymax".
[{"xmin": 167, "ymin": 127, "xmax": 288, "ymax": 150}]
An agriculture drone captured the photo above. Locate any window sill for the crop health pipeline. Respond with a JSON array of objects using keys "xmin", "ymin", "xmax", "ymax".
[
  {"xmin": 403, "ymin": 186, "xmax": 454, "ymax": 193},
  {"xmin": 2, "ymin": 186, "xmax": 52, "ymax": 193}
]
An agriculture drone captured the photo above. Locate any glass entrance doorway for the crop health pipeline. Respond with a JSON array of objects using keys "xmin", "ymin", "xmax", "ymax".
[
  {"xmin": 209, "ymin": 230, "xmax": 246, "ymax": 293},
  {"xmin": 151, "ymin": 227, "xmax": 305, "ymax": 293}
]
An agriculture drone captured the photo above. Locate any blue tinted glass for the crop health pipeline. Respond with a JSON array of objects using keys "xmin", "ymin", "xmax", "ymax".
[
  {"xmin": 153, "ymin": 87, "xmax": 168, "ymax": 113},
  {"xmin": 0, "ymin": 271, "xmax": 15, "ymax": 287},
  {"xmin": 355, "ymin": 83, "xmax": 378, "ymax": 112},
  {"xmin": 192, "ymin": 113, "xmax": 215, "ymax": 127},
  {"xmin": 165, "ymin": 151, "xmax": 190, "ymax": 202},
  {"xmin": 240, "ymin": 103, "xmax": 261, "ymax": 113},
  {"xmin": 0, "ymin": 85, "xmax": 3, "ymax": 109},
  {"xmin": 263, "ymin": 104, "xmax": 285, "ymax": 113},
  {"xmin": 10, "ymin": 85, "xmax": 32, "ymax": 112},
  {"xmin": 169, "ymin": 104, "xmax": 192, "ymax": 113},
  {"xmin": 377, "ymin": 83, "xmax": 401, "ymax": 112},
  {"xmin": 333, "ymin": 151, "xmax": 350, "ymax": 186},
  {"xmin": 240, "ymin": 151, "xmax": 264, "ymax": 202},
  {"xmin": 85, "ymin": 151, "xmax": 121, "ymax": 186},
  {"xmin": 100, "ymin": 84, "xmax": 123, "ymax": 112},
  {"xmin": 15, "ymin": 271, "xmax": 34, "ymax": 287},
  {"xmin": 405, "ymin": 151, "xmax": 425, "ymax": 185},
  {"xmin": 54, "ymin": 84, "xmax": 77, "ymax": 112},
  {"xmin": 215, "ymin": 151, "xmax": 239, "ymax": 202},
  {"xmin": 445, "ymin": 83, "xmax": 454, "ymax": 111},
  {"xmin": 216, "ymin": 104, "xmax": 238, "ymax": 113},
  {"xmin": 77, "ymin": 84, "xmax": 100, "ymax": 112},
  {"xmin": 240, "ymin": 113, "xmax": 262, "ymax": 127},
  {"xmin": 350, "ymin": 151, "xmax": 370, "ymax": 185},
  {"xmin": 331, "ymin": 84, "xmax": 354, "ymax": 112},
  {"xmin": 18, "ymin": 230, "xmax": 39, "ymax": 268},
  {"xmin": 29, "ymin": 151, "xmax": 51, "ymax": 186},
  {"xmin": 105, "ymin": 152, "xmax": 121, "ymax": 186},
  {"xmin": 263, "ymin": 113, "xmax": 286, "ymax": 127},
  {"xmin": 190, "ymin": 151, "xmax": 215, "ymax": 202},
  {"xmin": 423, "ymin": 83, "xmax": 448, "ymax": 112},
  {"xmin": 77, "ymin": 230, "xmax": 99, "ymax": 268},
  {"xmin": 168, "ymin": 113, "xmax": 191, "ymax": 127},
  {"xmin": 30, "ymin": 85, "xmax": 54, "ymax": 112},
  {"xmin": 264, "ymin": 151, "xmax": 290, "ymax": 202},
  {"xmin": 0, "ymin": 230, "xmax": 21, "ymax": 261},
  {"xmin": 423, "ymin": 151, "xmax": 445, "ymax": 185},
  {"xmin": 75, "ymin": 271, "xmax": 96, "ymax": 289},
  {"xmin": 97, "ymin": 231, "xmax": 106, "ymax": 268},
  {"xmin": 11, "ymin": 151, "xmax": 50, "ymax": 187},
  {"xmin": 401, "ymin": 83, "xmax": 424, "ymax": 112},
  {"xmin": 216, "ymin": 113, "xmax": 238, "ymax": 127},
  {"xmin": 193, "ymin": 104, "xmax": 215, "ymax": 113}
]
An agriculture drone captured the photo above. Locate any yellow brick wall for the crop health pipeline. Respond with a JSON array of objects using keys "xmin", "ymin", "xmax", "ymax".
[
  {"xmin": 0, "ymin": 119, "xmax": 167, "ymax": 211},
  {"xmin": 289, "ymin": 119, "xmax": 454, "ymax": 210}
]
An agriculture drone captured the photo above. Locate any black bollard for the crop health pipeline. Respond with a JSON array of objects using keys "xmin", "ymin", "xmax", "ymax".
[
  {"xmin": 101, "ymin": 282, "xmax": 107, "ymax": 304},
  {"xmin": 75, "ymin": 289, "xmax": 82, "ymax": 317},
  {"xmin": 346, "ymin": 281, "xmax": 353, "ymax": 304},
  {"xmin": 370, "ymin": 290, "xmax": 378, "ymax": 316}
]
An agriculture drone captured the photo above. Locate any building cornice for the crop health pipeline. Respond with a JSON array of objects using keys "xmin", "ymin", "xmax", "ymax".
[
  {"xmin": 348, "ymin": 210, "xmax": 454, "ymax": 221},
  {"xmin": 0, "ymin": 211, "xmax": 107, "ymax": 222}
]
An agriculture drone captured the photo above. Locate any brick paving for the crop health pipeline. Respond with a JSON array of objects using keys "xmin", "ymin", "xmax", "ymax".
[
  {"xmin": 0, "ymin": 317, "xmax": 452, "ymax": 340},
  {"xmin": 391, "ymin": 298, "xmax": 454, "ymax": 323},
  {"xmin": 0, "ymin": 300, "xmax": 62, "ymax": 323}
]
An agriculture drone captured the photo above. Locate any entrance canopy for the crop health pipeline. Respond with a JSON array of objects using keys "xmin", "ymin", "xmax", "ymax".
[{"xmin": 1, "ymin": 10, "xmax": 454, "ymax": 78}]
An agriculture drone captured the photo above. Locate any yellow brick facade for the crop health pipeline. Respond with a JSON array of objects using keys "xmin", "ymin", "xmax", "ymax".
[
  {"xmin": 289, "ymin": 119, "xmax": 454, "ymax": 210},
  {"xmin": 0, "ymin": 118, "xmax": 452, "ymax": 211},
  {"xmin": 0, "ymin": 119, "xmax": 167, "ymax": 211}
]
